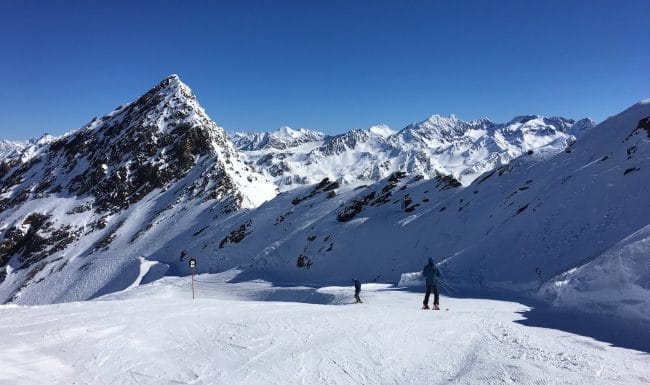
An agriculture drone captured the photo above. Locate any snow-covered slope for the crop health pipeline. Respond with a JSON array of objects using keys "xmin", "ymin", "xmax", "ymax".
[
  {"xmin": 1, "ymin": 273, "xmax": 648, "ymax": 385},
  {"xmin": 540, "ymin": 223, "xmax": 650, "ymax": 321},
  {"xmin": 172, "ymin": 100, "xmax": 649, "ymax": 321},
  {"xmin": 234, "ymin": 115, "xmax": 594, "ymax": 190}
]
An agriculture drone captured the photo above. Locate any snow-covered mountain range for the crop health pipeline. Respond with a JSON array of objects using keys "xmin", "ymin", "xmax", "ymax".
[
  {"xmin": 230, "ymin": 114, "xmax": 594, "ymax": 190},
  {"xmin": 0, "ymin": 75, "xmax": 648, "ymax": 325},
  {"xmin": 0, "ymin": 140, "xmax": 28, "ymax": 160}
]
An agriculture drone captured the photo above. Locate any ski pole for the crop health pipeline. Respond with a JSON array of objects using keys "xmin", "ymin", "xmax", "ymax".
[
  {"xmin": 438, "ymin": 281, "xmax": 451, "ymax": 296},
  {"xmin": 439, "ymin": 278, "xmax": 457, "ymax": 292},
  {"xmin": 438, "ymin": 276, "xmax": 457, "ymax": 290},
  {"xmin": 438, "ymin": 279, "xmax": 456, "ymax": 295}
]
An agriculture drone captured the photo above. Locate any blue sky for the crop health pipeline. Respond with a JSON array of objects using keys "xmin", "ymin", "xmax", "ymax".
[{"xmin": 0, "ymin": 0, "xmax": 648, "ymax": 140}]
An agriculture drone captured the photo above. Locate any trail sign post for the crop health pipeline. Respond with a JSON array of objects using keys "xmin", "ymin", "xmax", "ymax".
[{"xmin": 189, "ymin": 258, "xmax": 196, "ymax": 299}]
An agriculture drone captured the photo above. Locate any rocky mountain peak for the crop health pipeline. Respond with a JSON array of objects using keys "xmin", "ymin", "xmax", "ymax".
[
  {"xmin": 153, "ymin": 74, "xmax": 194, "ymax": 101},
  {"xmin": 0, "ymin": 75, "xmax": 274, "ymax": 213}
]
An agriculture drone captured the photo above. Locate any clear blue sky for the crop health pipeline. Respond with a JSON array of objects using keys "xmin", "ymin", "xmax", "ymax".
[{"xmin": 1, "ymin": 0, "xmax": 648, "ymax": 140}]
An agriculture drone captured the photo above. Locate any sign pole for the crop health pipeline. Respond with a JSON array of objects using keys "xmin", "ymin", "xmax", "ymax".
[
  {"xmin": 191, "ymin": 267, "xmax": 195, "ymax": 299},
  {"xmin": 189, "ymin": 258, "xmax": 197, "ymax": 300}
]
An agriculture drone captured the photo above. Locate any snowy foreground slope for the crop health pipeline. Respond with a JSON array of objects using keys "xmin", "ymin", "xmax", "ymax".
[{"xmin": 1, "ymin": 272, "xmax": 648, "ymax": 385}]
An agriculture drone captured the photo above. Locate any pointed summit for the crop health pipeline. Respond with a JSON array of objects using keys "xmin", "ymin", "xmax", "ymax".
[
  {"xmin": 0, "ymin": 74, "xmax": 276, "ymax": 213},
  {"xmin": 155, "ymin": 74, "xmax": 191, "ymax": 96}
]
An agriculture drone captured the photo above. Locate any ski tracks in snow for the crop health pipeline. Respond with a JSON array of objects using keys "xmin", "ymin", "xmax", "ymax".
[{"xmin": 0, "ymin": 277, "xmax": 649, "ymax": 385}]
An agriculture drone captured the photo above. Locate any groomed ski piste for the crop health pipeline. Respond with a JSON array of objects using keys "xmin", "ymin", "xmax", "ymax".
[{"xmin": 1, "ymin": 269, "xmax": 648, "ymax": 385}]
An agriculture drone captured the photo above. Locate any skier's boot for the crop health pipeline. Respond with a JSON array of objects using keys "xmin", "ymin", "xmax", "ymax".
[
  {"xmin": 422, "ymin": 304, "xmax": 430, "ymax": 310},
  {"xmin": 433, "ymin": 304, "xmax": 440, "ymax": 310}
]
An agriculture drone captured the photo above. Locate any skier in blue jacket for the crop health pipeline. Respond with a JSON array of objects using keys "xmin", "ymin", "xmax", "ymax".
[{"xmin": 422, "ymin": 257, "xmax": 442, "ymax": 310}]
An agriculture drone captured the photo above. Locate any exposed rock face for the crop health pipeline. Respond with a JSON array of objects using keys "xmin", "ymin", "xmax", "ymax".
[{"xmin": 0, "ymin": 75, "xmax": 264, "ymax": 213}]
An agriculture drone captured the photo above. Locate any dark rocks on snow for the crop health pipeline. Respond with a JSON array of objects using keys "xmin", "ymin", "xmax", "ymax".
[
  {"xmin": 66, "ymin": 203, "xmax": 93, "ymax": 215},
  {"xmin": 296, "ymin": 254, "xmax": 312, "ymax": 268},
  {"xmin": 497, "ymin": 165, "xmax": 511, "ymax": 176},
  {"xmin": 275, "ymin": 211, "xmax": 293, "ymax": 225},
  {"xmin": 564, "ymin": 140, "xmax": 576, "ymax": 153},
  {"xmin": 0, "ymin": 213, "xmax": 78, "ymax": 270},
  {"xmin": 638, "ymin": 117, "xmax": 650, "ymax": 136},
  {"xmin": 630, "ymin": 117, "xmax": 650, "ymax": 138},
  {"xmin": 434, "ymin": 173, "xmax": 462, "ymax": 190},
  {"xmin": 371, "ymin": 171, "xmax": 408, "ymax": 206},
  {"xmin": 388, "ymin": 171, "xmax": 407, "ymax": 182},
  {"xmin": 292, "ymin": 178, "xmax": 339, "ymax": 205},
  {"xmin": 268, "ymin": 161, "xmax": 290, "ymax": 177},
  {"xmin": 515, "ymin": 203, "xmax": 529, "ymax": 215},
  {"xmin": 402, "ymin": 194, "xmax": 420, "ymax": 212},
  {"xmin": 219, "ymin": 220, "xmax": 253, "ymax": 249},
  {"xmin": 336, "ymin": 191, "xmax": 376, "ymax": 222},
  {"xmin": 93, "ymin": 221, "xmax": 124, "ymax": 252},
  {"xmin": 192, "ymin": 225, "xmax": 210, "ymax": 237}
]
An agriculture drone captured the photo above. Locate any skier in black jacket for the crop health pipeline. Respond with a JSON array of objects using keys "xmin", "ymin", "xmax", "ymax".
[
  {"xmin": 422, "ymin": 257, "xmax": 442, "ymax": 310},
  {"xmin": 353, "ymin": 279, "xmax": 362, "ymax": 303}
]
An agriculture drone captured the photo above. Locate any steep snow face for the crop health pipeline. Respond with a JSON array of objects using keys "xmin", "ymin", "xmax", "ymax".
[
  {"xmin": 539, "ymin": 224, "xmax": 650, "ymax": 321},
  {"xmin": 0, "ymin": 75, "xmax": 276, "ymax": 304},
  {"xmin": 233, "ymin": 114, "xmax": 594, "ymax": 191}
]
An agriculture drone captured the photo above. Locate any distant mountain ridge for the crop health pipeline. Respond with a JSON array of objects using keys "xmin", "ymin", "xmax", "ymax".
[
  {"xmin": 0, "ymin": 140, "xmax": 28, "ymax": 160},
  {"xmin": 229, "ymin": 126, "xmax": 326, "ymax": 151},
  {"xmin": 230, "ymin": 114, "xmax": 595, "ymax": 191}
]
